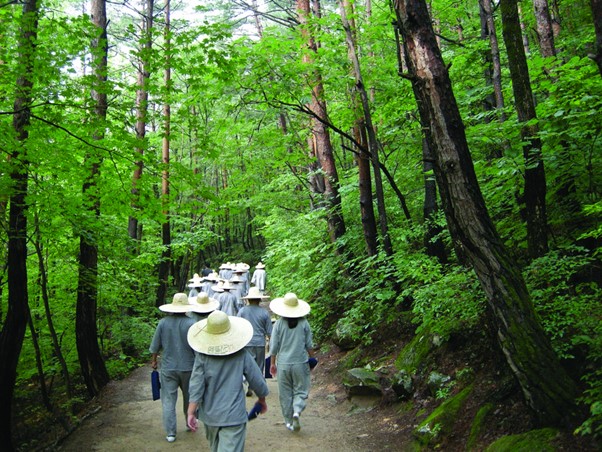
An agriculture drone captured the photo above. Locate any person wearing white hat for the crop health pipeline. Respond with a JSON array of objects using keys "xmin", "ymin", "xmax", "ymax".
[
  {"xmin": 238, "ymin": 287, "xmax": 272, "ymax": 395},
  {"xmin": 216, "ymin": 281, "xmax": 242, "ymax": 316},
  {"xmin": 188, "ymin": 292, "xmax": 220, "ymax": 322},
  {"xmin": 269, "ymin": 293, "xmax": 314, "ymax": 433},
  {"xmin": 149, "ymin": 293, "xmax": 207, "ymax": 443},
  {"xmin": 186, "ymin": 311, "xmax": 269, "ymax": 452},
  {"xmin": 250, "ymin": 262, "xmax": 266, "ymax": 293},
  {"xmin": 188, "ymin": 273, "xmax": 205, "ymax": 299}
]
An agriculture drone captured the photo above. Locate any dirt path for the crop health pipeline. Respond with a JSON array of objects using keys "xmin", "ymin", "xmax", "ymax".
[{"xmin": 57, "ymin": 364, "xmax": 404, "ymax": 451}]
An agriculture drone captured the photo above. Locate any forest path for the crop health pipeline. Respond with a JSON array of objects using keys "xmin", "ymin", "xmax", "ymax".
[{"xmin": 56, "ymin": 363, "xmax": 405, "ymax": 451}]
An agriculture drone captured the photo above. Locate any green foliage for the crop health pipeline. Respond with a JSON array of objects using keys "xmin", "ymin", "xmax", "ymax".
[{"xmin": 405, "ymin": 261, "xmax": 487, "ymax": 340}]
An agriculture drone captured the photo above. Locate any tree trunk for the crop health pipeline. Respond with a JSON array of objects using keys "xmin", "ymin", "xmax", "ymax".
[
  {"xmin": 157, "ymin": 0, "xmax": 172, "ymax": 307},
  {"xmin": 533, "ymin": 0, "xmax": 556, "ymax": 57},
  {"xmin": 422, "ymin": 138, "xmax": 447, "ymax": 263},
  {"xmin": 340, "ymin": 0, "xmax": 393, "ymax": 256},
  {"xmin": 0, "ymin": 6, "xmax": 39, "ymax": 449},
  {"xmin": 479, "ymin": 0, "xmax": 506, "ymax": 125},
  {"xmin": 297, "ymin": 0, "xmax": 347, "ymax": 252},
  {"xmin": 393, "ymin": 0, "xmax": 578, "ymax": 426},
  {"xmin": 355, "ymin": 122, "xmax": 378, "ymax": 256},
  {"xmin": 591, "ymin": 0, "xmax": 602, "ymax": 76},
  {"xmin": 500, "ymin": 0, "xmax": 549, "ymax": 258},
  {"xmin": 76, "ymin": 0, "xmax": 110, "ymax": 397},
  {"xmin": 128, "ymin": 0, "xmax": 155, "ymax": 245}
]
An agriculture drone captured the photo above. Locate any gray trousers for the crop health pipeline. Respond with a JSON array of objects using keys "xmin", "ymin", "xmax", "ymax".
[
  {"xmin": 245, "ymin": 345, "xmax": 266, "ymax": 375},
  {"xmin": 204, "ymin": 423, "xmax": 247, "ymax": 452},
  {"xmin": 160, "ymin": 369, "xmax": 191, "ymax": 436},
  {"xmin": 277, "ymin": 362, "xmax": 311, "ymax": 425}
]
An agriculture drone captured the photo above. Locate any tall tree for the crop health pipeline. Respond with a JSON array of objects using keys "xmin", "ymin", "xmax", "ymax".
[
  {"xmin": 297, "ymin": 0, "xmax": 347, "ymax": 253},
  {"xmin": 479, "ymin": 0, "xmax": 506, "ymax": 124},
  {"xmin": 340, "ymin": 0, "xmax": 393, "ymax": 256},
  {"xmin": 0, "ymin": 1, "xmax": 39, "ymax": 449},
  {"xmin": 500, "ymin": 0, "xmax": 548, "ymax": 258},
  {"xmin": 76, "ymin": 0, "xmax": 110, "ymax": 397},
  {"xmin": 128, "ymin": 0, "xmax": 155, "ymax": 246},
  {"xmin": 393, "ymin": 0, "xmax": 578, "ymax": 426},
  {"xmin": 156, "ymin": 0, "xmax": 172, "ymax": 306}
]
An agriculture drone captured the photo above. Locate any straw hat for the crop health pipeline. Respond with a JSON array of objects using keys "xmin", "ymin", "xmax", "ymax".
[
  {"xmin": 242, "ymin": 287, "xmax": 269, "ymax": 300},
  {"xmin": 220, "ymin": 281, "xmax": 236, "ymax": 291},
  {"xmin": 187, "ymin": 310, "xmax": 253, "ymax": 356},
  {"xmin": 190, "ymin": 292, "xmax": 220, "ymax": 313},
  {"xmin": 188, "ymin": 273, "xmax": 204, "ymax": 288},
  {"xmin": 229, "ymin": 274, "xmax": 244, "ymax": 283},
  {"xmin": 269, "ymin": 293, "xmax": 310, "ymax": 318},
  {"xmin": 211, "ymin": 280, "xmax": 225, "ymax": 292},
  {"xmin": 159, "ymin": 293, "xmax": 196, "ymax": 313},
  {"xmin": 256, "ymin": 262, "xmax": 265, "ymax": 269},
  {"xmin": 205, "ymin": 272, "xmax": 219, "ymax": 282}
]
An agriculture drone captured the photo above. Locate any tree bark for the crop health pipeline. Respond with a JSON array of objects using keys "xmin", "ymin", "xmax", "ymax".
[
  {"xmin": 297, "ymin": 0, "xmax": 347, "ymax": 252},
  {"xmin": 76, "ymin": 0, "xmax": 110, "ymax": 397},
  {"xmin": 422, "ymin": 138, "xmax": 447, "ymax": 263},
  {"xmin": 500, "ymin": 0, "xmax": 549, "ymax": 258},
  {"xmin": 0, "ymin": 4, "xmax": 39, "ymax": 447},
  {"xmin": 340, "ymin": 0, "xmax": 393, "ymax": 256},
  {"xmin": 533, "ymin": 0, "xmax": 556, "ymax": 57},
  {"xmin": 157, "ymin": 0, "xmax": 172, "ymax": 306},
  {"xmin": 128, "ymin": 0, "xmax": 155, "ymax": 245},
  {"xmin": 393, "ymin": 0, "xmax": 578, "ymax": 426},
  {"xmin": 479, "ymin": 0, "xmax": 506, "ymax": 125}
]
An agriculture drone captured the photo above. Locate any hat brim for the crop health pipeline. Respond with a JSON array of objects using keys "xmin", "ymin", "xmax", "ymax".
[
  {"xmin": 242, "ymin": 294, "xmax": 269, "ymax": 300},
  {"xmin": 188, "ymin": 298, "xmax": 220, "ymax": 313},
  {"xmin": 187, "ymin": 316, "xmax": 253, "ymax": 355},
  {"xmin": 159, "ymin": 304, "xmax": 194, "ymax": 313},
  {"xmin": 188, "ymin": 281, "xmax": 204, "ymax": 288},
  {"xmin": 269, "ymin": 297, "xmax": 311, "ymax": 318}
]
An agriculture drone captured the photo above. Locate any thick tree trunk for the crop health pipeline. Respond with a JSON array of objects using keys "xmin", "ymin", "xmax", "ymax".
[
  {"xmin": 76, "ymin": 0, "xmax": 110, "ymax": 397},
  {"xmin": 393, "ymin": 0, "xmax": 578, "ymax": 426},
  {"xmin": 500, "ymin": 0, "xmax": 548, "ymax": 258},
  {"xmin": 0, "ymin": 4, "xmax": 39, "ymax": 448},
  {"xmin": 533, "ymin": 0, "xmax": 556, "ymax": 57},
  {"xmin": 128, "ymin": 0, "xmax": 154, "ymax": 245}
]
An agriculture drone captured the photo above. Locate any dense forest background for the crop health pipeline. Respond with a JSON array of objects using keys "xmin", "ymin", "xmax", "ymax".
[{"xmin": 0, "ymin": 0, "xmax": 600, "ymax": 450}]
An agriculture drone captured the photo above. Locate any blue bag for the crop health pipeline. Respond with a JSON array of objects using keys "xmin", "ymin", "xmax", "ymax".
[
  {"xmin": 247, "ymin": 401, "xmax": 262, "ymax": 421},
  {"xmin": 151, "ymin": 370, "xmax": 161, "ymax": 401}
]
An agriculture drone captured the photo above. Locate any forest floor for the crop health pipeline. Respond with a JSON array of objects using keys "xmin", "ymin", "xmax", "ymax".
[{"xmin": 52, "ymin": 354, "xmax": 409, "ymax": 451}]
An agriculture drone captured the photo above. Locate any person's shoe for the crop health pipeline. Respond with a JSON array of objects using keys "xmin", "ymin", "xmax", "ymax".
[
  {"xmin": 246, "ymin": 389, "xmax": 253, "ymax": 397},
  {"xmin": 166, "ymin": 435, "xmax": 176, "ymax": 443},
  {"xmin": 292, "ymin": 413, "xmax": 301, "ymax": 431},
  {"xmin": 285, "ymin": 423, "xmax": 294, "ymax": 431}
]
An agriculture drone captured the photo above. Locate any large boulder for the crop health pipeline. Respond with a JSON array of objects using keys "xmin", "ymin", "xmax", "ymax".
[{"xmin": 343, "ymin": 367, "xmax": 383, "ymax": 397}]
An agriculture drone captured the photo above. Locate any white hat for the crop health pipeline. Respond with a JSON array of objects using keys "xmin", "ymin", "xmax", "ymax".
[
  {"xmin": 242, "ymin": 287, "xmax": 269, "ymax": 300},
  {"xmin": 256, "ymin": 262, "xmax": 265, "ymax": 269},
  {"xmin": 188, "ymin": 273, "xmax": 204, "ymax": 288},
  {"xmin": 205, "ymin": 272, "xmax": 219, "ymax": 282},
  {"xmin": 187, "ymin": 311, "xmax": 253, "ymax": 356},
  {"xmin": 269, "ymin": 293, "xmax": 310, "ymax": 318},
  {"xmin": 189, "ymin": 292, "xmax": 220, "ymax": 313},
  {"xmin": 159, "ymin": 293, "xmax": 196, "ymax": 313},
  {"xmin": 211, "ymin": 280, "xmax": 225, "ymax": 292}
]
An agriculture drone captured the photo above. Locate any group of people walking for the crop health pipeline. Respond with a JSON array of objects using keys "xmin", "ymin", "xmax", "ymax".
[{"xmin": 149, "ymin": 260, "xmax": 314, "ymax": 452}]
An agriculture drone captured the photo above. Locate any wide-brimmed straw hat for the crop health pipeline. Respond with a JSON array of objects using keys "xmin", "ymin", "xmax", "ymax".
[
  {"xmin": 187, "ymin": 310, "xmax": 253, "ymax": 356},
  {"xmin": 205, "ymin": 272, "xmax": 219, "ymax": 282},
  {"xmin": 229, "ymin": 274, "xmax": 244, "ymax": 283},
  {"xmin": 256, "ymin": 262, "xmax": 265, "ymax": 269},
  {"xmin": 188, "ymin": 273, "xmax": 204, "ymax": 288},
  {"xmin": 189, "ymin": 292, "xmax": 220, "ymax": 313},
  {"xmin": 269, "ymin": 292, "xmax": 310, "ymax": 318},
  {"xmin": 159, "ymin": 293, "xmax": 196, "ymax": 313},
  {"xmin": 242, "ymin": 287, "xmax": 269, "ymax": 301},
  {"xmin": 220, "ymin": 281, "xmax": 235, "ymax": 291},
  {"xmin": 211, "ymin": 280, "xmax": 225, "ymax": 292}
]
